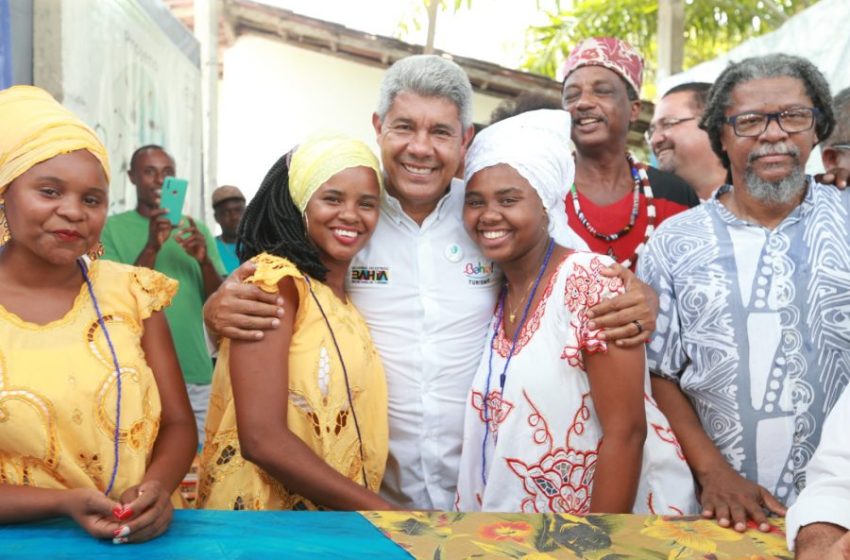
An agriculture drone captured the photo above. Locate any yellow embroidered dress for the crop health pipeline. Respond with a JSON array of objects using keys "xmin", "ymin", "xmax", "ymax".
[
  {"xmin": 197, "ymin": 254, "xmax": 388, "ymax": 510},
  {"xmin": 0, "ymin": 260, "xmax": 177, "ymax": 499}
]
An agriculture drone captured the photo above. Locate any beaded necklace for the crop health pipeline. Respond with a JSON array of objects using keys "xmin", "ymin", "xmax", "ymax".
[
  {"xmin": 480, "ymin": 238, "xmax": 554, "ymax": 485},
  {"xmin": 77, "ymin": 258, "xmax": 122, "ymax": 496},
  {"xmin": 570, "ymin": 153, "xmax": 656, "ymax": 268},
  {"xmin": 303, "ymin": 276, "xmax": 368, "ymax": 487}
]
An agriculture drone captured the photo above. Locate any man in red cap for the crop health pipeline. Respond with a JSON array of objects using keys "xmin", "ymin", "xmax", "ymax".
[{"xmin": 561, "ymin": 37, "xmax": 700, "ymax": 271}]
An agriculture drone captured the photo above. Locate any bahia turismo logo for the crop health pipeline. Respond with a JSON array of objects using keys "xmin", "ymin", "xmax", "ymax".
[
  {"xmin": 463, "ymin": 260, "xmax": 496, "ymax": 286},
  {"xmin": 350, "ymin": 267, "xmax": 389, "ymax": 285}
]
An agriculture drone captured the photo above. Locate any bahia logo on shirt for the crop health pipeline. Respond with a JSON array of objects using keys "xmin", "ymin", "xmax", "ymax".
[
  {"xmin": 350, "ymin": 267, "xmax": 389, "ymax": 285},
  {"xmin": 463, "ymin": 260, "xmax": 496, "ymax": 286}
]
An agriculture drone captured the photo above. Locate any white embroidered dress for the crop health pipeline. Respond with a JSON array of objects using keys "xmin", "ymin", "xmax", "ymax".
[{"xmin": 455, "ymin": 251, "xmax": 698, "ymax": 514}]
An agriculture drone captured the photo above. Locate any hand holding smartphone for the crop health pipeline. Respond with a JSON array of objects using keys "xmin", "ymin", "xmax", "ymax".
[{"xmin": 160, "ymin": 177, "xmax": 189, "ymax": 226}]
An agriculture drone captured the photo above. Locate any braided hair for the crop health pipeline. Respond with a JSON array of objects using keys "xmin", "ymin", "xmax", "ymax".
[{"xmin": 236, "ymin": 149, "xmax": 328, "ymax": 281}]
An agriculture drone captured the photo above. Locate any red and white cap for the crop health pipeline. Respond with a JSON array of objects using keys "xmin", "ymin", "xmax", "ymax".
[{"xmin": 560, "ymin": 37, "xmax": 644, "ymax": 95}]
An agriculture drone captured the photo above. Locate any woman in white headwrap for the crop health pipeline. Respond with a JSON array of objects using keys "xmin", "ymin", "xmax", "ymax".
[{"xmin": 454, "ymin": 109, "xmax": 698, "ymax": 515}]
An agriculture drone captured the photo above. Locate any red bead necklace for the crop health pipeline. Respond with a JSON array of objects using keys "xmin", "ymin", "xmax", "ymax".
[{"xmin": 570, "ymin": 153, "xmax": 656, "ymax": 268}]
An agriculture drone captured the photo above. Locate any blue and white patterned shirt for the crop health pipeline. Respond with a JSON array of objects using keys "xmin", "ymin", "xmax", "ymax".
[{"xmin": 638, "ymin": 179, "xmax": 850, "ymax": 506}]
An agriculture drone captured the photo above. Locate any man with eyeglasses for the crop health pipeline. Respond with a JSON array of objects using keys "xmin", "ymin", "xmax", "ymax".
[
  {"xmin": 821, "ymin": 87, "xmax": 850, "ymax": 173},
  {"xmin": 637, "ymin": 54, "xmax": 850, "ymax": 536},
  {"xmin": 648, "ymin": 83, "xmax": 727, "ymax": 200}
]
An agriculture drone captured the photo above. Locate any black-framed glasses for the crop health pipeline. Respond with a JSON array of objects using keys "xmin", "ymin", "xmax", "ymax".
[
  {"xmin": 725, "ymin": 107, "xmax": 819, "ymax": 137},
  {"xmin": 644, "ymin": 116, "xmax": 697, "ymax": 142}
]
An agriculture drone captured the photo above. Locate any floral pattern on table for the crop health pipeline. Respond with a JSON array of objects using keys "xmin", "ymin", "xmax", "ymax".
[{"xmin": 361, "ymin": 512, "xmax": 789, "ymax": 560}]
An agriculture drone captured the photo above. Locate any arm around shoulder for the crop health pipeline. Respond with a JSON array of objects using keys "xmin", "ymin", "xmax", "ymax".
[
  {"xmin": 203, "ymin": 260, "xmax": 285, "ymax": 341},
  {"xmin": 229, "ymin": 275, "xmax": 393, "ymax": 511}
]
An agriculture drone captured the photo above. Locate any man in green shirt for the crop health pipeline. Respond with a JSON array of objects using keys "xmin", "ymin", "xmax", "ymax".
[{"xmin": 101, "ymin": 145, "xmax": 224, "ymax": 441}]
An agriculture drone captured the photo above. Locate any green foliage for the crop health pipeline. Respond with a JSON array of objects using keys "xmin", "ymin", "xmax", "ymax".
[
  {"xmin": 522, "ymin": 0, "xmax": 817, "ymax": 95},
  {"xmin": 395, "ymin": 0, "xmax": 473, "ymax": 41}
]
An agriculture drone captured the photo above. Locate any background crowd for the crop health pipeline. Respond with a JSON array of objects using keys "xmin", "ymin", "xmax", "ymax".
[{"xmin": 1, "ymin": 34, "xmax": 849, "ymax": 560}]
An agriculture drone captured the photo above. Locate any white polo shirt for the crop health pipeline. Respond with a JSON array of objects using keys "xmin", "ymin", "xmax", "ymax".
[
  {"xmin": 786, "ymin": 384, "xmax": 850, "ymax": 550},
  {"xmin": 346, "ymin": 178, "xmax": 501, "ymax": 510}
]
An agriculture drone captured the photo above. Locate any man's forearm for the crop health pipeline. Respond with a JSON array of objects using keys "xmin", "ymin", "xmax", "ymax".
[
  {"xmin": 795, "ymin": 523, "xmax": 849, "ymax": 560},
  {"xmin": 650, "ymin": 375, "xmax": 729, "ymax": 480},
  {"xmin": 134, "ymin": 245, "xmax": 158, "ymax": 269},
  {"xmin": 200, "ymin": 259, "xmax": 223, "ymax": 300}
]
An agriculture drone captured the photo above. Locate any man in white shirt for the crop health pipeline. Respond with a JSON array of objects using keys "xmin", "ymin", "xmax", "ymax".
[
  {"xmin": 786, "ymin": 386, "xmax": 850, "ymax": 559},
  {"xmin": 204, "ymin": 55, "xmax": 659, "ymax": 510}
]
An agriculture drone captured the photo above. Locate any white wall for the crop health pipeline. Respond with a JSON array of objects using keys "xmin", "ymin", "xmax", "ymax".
[
  {"xmin": 217, "ymin": 34, "xmax": 503, "ymax": 202},
  {"xmin": 661, "ymin": 0, "xmax": 850, "ymax": 175},
  {"xmin": 33, "ymin": 0, "xmax": 203, "ymax": 217}
]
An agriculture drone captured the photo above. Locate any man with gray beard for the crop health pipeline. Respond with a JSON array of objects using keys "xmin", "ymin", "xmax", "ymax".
[{"xmin": 637, "ymin": 54, "xmax": 850, "ymax": 534}]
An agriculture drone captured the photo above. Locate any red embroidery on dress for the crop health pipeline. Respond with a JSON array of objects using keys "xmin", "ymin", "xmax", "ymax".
[
  {"xmin": 648, "ymin": 492, "xmax": 684, "ymax": 515},
  {"xmin": 526, "ymin": 392, "xmax": 553, "ymax": 448},
  {"xmin": 505, "ymin": 392, "xmax": 599, "ymax": 514},
  {"xmin": 471, "ymin": 390, "xmax": 514, "ymax": 438},
  {"xmin": 493, "ymin": 259, "xmax": 565, "ymax": 358},
  {"xmin": 566, "ymin": 394, "xmax": 592, "ymax": 445},
  {"xmin": 651, "ymin": 423, "xmax": 686, "ymax": 461},
  {"xmin": 560, "ymin": 256, "xmax": 624, "ymax": 369}
]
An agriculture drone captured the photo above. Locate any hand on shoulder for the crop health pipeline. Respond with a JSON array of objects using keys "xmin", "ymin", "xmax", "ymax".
[
  {"xmin": 586, "ymin": 262, "xmax": 658, "ymax": 347},
  {"xmin": 203, "ymin": 259, "xmax": 285, "ymax": 340}
]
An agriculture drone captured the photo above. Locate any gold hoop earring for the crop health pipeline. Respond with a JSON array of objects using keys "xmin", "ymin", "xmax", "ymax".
[
  {"xmin": 87, "ymin": 241, "xmax": 105, "ymax": 261},
  {"xmin": 0, "ymin": 201, "xmax": 10, "ymax": 246}
]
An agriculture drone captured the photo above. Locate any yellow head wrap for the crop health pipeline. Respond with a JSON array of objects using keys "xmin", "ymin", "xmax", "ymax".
[
  {"xmin": 0, "ymin": 85, "xmax": 111, "ymax": 193},
  {"xmin": 288, "ymin": 133, "xmax": 383, "ymax": 213}
]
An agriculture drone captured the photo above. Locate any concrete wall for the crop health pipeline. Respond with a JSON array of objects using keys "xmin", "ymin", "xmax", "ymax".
[
  {"xmin": 5, "ymin": 0, "xmax": 33, "ymax": 86},
  {"xmin": 218, "ymin": 34, "xmax": 503, "ymax": 201},
  {"xmin": 31, "ymin": 0, "xmax": 205, "ymax": 219}
]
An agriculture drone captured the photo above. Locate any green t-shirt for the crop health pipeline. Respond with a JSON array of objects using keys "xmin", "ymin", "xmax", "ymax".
[{"xmin": 100, "ymin": 210, "xmax": 225, "ymax": 385}]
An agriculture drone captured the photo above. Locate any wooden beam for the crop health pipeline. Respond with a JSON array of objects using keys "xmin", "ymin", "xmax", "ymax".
[{"xmin": 656, "ymin": 0, "xmax": 685, "ymax": 86}]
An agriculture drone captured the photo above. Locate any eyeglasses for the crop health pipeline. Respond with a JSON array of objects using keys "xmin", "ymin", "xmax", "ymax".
[
  {"xmin": 828, "ymin": 142, "xmax": 850, "ymax": 151},
  {"xmin": 725, "ymin": 107, "xmax": 819, "ymax": 137},
  {"xmin": 644, "ymin": 117, "xmax": 697, "ymax": 143}
]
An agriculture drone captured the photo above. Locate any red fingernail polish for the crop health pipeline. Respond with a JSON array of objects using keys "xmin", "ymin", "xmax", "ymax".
[
  {"xmin": 117, "ymin": 507, "xmax": 133, "ymax": 520},
  {"xmin": 112, "ymin": 506, "xmax": 123, "ymax": 518}
]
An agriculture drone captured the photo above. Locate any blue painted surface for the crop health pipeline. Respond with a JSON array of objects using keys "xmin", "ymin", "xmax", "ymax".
[
  {"xmin": 0, "ymin": 510, "xmax": 412, "ymax": 559},
  {"xmin": 0, "ymin": 0, "xmax": 11, "ymax": 89}
]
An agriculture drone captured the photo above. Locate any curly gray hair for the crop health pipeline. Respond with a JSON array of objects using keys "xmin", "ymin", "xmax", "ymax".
[{"xmin": 699, "ymin": 53, "xmax": 835, "ymax": 169}]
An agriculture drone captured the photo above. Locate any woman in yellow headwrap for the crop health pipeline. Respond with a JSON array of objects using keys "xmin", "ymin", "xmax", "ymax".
[
  {"xmin": 0, "ymin": 86, "xmax": 197, "ymax": 542},
  {"xmin": 197, "ymin": 134, "xmax": 392, "ymax": 511}
]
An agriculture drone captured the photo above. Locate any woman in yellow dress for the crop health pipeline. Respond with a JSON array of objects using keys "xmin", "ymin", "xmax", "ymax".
[
  {"xmin": 197, "ymin": 134, "xmax": 392, "ymax": 511},
  {"xmin": 0, "ymin": 86, "xmax": 197, "ymax": 543}
]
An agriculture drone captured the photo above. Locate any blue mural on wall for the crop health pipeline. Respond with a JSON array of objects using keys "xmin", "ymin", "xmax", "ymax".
[{"xmin": 0, "ymin": 0, "xmax": 11, "ymax": 88}]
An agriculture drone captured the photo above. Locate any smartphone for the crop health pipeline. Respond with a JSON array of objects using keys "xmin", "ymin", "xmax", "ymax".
[{"xmin": 160, "ymin": 177, "xmax": 188, "ymax": 226}]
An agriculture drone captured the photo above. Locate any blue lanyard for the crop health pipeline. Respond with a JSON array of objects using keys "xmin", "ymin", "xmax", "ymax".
[
  {"xmin": 78, "ymin": 259, "xmax": 122, "ymax": 496},
  {"xmin": 480, "ymin": 239, "xmax": 555, "ymax": 485},
  {"xmin": 303, "ymin": 276, "xmax": 368, "ymax": 487}
]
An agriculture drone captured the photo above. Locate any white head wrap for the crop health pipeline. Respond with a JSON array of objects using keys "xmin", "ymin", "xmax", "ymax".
[{"xmin": 464, "ymin": 109, "xmax": 587, "ymax": 250}]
